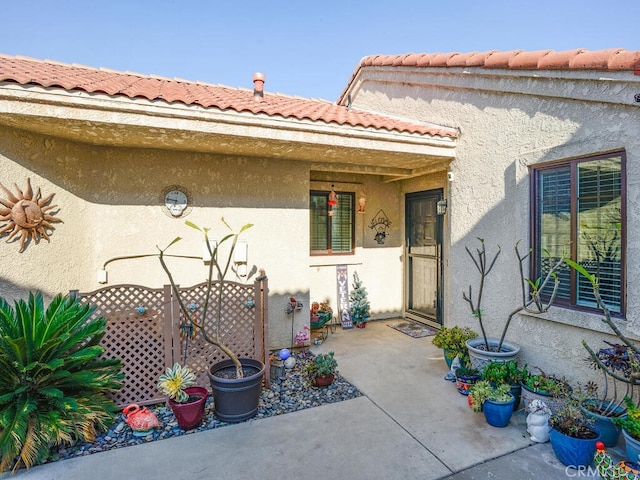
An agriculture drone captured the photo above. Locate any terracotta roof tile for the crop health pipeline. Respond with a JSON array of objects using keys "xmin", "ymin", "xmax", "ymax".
[
  {"xmin": 359, "ymin": 48, "xmax": 640, "ymax": 71},
  {"xmin": 0, "ymin": 54, "xmax": 454, "ymax": 138}
]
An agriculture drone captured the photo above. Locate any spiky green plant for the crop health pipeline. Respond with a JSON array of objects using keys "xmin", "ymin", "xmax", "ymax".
[
  {"xmin": 0, "ymin": 292, "xmax": 123, "ymax": 473},
  {"xmin": 158, "ymin": 363, "xmax": 196, "ymax": 403}
]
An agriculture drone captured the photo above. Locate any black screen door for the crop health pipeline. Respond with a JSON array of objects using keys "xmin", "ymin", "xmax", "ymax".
[{"xmin": 405, "ymin": 190, "xmax": 443, "ymax": 327}]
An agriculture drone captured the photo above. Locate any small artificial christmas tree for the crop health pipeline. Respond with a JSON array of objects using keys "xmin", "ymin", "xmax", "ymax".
[{"xmin": 350, "ymin": 271, "xmax": 370, "ymax": 328}]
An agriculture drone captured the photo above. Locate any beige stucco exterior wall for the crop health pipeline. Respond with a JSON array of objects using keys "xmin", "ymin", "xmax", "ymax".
[
  {"xmin": 349, "ymin": 67, "xmax": 640, "ymax": 383},
  {"xmin": 0, "ymin": 119, "xmax": 435, "ymax": 351},
  {"xmin": 0, "ymin": 124, "xmax": 314, "ymax": 349},
  {"xmin": 308, "ymin": 176, "xmax": 404, "ymax": 322}
]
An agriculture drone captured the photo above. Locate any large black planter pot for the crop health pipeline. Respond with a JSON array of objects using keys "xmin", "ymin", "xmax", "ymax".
[{"xmin": 208, "ymin": 358, "xmax": 265, "ymax": 423}]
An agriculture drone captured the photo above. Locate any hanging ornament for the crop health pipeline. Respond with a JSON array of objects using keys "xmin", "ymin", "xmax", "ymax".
[{"xmin": 327, "ymin": 185, "xmax": 338, "ymax": 207}]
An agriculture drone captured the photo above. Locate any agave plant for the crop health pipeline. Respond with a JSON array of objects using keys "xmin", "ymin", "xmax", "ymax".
[
  {"xmin": 158, "ymin": 363, "xmax": 197, "ymax": 403},
  {"xmin": 0, "ymin": 292, "xmax": 123, "ymax": 473}
]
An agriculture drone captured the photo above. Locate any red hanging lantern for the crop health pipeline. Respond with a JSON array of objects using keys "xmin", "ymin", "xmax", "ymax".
[{"xmin": 327, "ymin": 185, "xmax": 338, "ymax": 207}]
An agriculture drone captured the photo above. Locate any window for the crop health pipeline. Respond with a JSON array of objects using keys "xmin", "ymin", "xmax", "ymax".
[
  {"xmin": 310, "ymin": 191, "xmax": 354, "ymax": 255},
  {"xmin": 531, "ymin": 151, "xmax": 625, "ymax": 315}
]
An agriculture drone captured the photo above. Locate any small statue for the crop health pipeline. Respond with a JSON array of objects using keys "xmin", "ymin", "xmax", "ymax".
[
  {"xmin": 526, "ymin": 399, "xmax": 551, "ymax": 443},
  {"xmin": 595, "ymin": 441, "xmax": 640, "ymax": 480},
  {"xmin": 122, "ymin": 404, "xmax": 160, "ymax": 436}
]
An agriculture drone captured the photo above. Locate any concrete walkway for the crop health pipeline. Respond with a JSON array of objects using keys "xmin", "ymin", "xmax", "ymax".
[{"xmin": 9, "ymin": 320, "xmax": 621, "ymax": 479}]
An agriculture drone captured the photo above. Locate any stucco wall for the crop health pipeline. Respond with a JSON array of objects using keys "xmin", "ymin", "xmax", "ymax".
[
  {"xmin": 350, "ymin": 68, "xmax": 640, "ymax": 383},
  {"xmin": 0, "ymin": 125, "xmax": 313, "ymax": 350},
  {"xmin": 0, "ymin": 123, "xmax": 423, "ymax": 351},
  {"xmin": 308, "ymin": 176, "xmax": 404, "ymax": 323}
]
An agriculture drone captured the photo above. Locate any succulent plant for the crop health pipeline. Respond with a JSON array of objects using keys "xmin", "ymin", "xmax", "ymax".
[{"xmin": 158, "ymin": 363, "xmax": 197, "ymax": 403}]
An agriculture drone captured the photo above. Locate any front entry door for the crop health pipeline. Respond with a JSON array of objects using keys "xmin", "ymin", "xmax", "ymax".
[{"xmin": 405, "ymin": 190, "xmax": 443, "ymax": 328}]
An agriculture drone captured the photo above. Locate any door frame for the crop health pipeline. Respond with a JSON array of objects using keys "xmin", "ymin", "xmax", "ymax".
[{"xmin": 404, "ymin": 189, "xmax": 444, "ymax": 329}]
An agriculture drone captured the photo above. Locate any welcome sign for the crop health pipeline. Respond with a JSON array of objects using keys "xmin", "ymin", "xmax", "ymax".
[{"xmin": 336, "ymin": 265, "xmax": 353, "ymax": 329}]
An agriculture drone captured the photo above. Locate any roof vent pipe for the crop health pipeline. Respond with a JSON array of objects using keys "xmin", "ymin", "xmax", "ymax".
[{"xmin": 253, "ymin": 72, "xmax": 265, "ymax": 99}]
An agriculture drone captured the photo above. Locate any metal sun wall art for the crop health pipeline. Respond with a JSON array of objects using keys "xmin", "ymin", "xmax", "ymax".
[
  {"xmin": 0, "ymin": 178, "xmax": 62, "ymax": 252},
  {"xmin": 369, "ymin": 209, "xmax": 391, "ymax": 244}
]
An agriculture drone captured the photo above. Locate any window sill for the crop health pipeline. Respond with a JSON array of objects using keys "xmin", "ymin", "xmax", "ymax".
[{"xmin": 520, "ymin": 306, "xmax": 640, "ymax": 342}]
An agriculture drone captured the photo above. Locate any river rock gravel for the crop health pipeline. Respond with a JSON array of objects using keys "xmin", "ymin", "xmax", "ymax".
[{"xmin": 46, "ymin": 351, "xmax": 361, "ymax": 464}]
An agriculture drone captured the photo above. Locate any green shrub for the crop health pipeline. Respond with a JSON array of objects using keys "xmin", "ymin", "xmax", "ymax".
[{"xmin": 0, "ymin": 292, "xmax": 123, "ymax": 472}]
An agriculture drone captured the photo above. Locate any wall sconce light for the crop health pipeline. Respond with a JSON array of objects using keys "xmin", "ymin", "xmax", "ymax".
[
  {"xmin": 436, "ymin": 199, "xmax": 448, "ymax": 215},
  {"xmin": 234, "ymin": 241, "xmax": 248, "ymax": 277},
  {"xmin": 358, "ymin": 195, "xmax": 366, "ymax": 213}
]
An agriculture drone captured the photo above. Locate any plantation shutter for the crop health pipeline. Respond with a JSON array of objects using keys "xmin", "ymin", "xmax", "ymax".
[
  {"xmin": 330, "ymin": 193, "xmax": 353, "ymax": 253},
  {"xmin": 576, "ymin": 157, "xmax": 622, "ymax": 312},
  {"xmin": 536, "ymin": 166, "xmax": 572, "ymax": 302},
  {"xmin": 310, "ymin": 193, "xmax": 328, "ymax": 251}
]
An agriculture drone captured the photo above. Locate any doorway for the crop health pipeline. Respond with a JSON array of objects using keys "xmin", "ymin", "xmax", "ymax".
[{"xmin": 405, "ymin": 189, "xmax": 444, "ymax": 328}]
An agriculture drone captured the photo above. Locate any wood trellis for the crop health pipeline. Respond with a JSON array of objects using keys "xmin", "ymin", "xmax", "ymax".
[{"xmin": 71, "ymin": 274, "xmax": 269, "ymax": 408}]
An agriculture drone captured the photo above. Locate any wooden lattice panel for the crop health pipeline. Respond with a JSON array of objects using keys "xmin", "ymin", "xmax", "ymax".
[
  {"xmin": 177, "ymin": 281, "xmax": 260, "ymax": 389},
  {"xmin": 72, "ymin": 275, "xmax": 269, "ymax": 407},
  {"xmin": 75, "ymin": 285, "xmax": 171, "ymax": 407}
]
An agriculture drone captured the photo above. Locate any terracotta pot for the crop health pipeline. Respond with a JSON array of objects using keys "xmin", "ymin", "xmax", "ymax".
[
  {"xmin": 356, "ymin": 323, "xmax": 367, "ymax": 329},
  {"xmin": 313, "ymin": 373, "xmax": 335, "ymax": 387},
  {"xmin": 168, "ymin": 386, "xmax": 208, "ymax": 430}
]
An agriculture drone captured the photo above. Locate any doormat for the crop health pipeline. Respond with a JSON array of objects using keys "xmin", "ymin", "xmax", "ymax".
[{"xmin": 386, "ymin": 320, "xmax": 437, "ymax": 338}]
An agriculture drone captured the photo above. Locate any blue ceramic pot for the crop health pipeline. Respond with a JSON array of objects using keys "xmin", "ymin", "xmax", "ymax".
[
  {"xmin": 550, "ymin": 427, "xmax": 601, "ymax": 467},
  {"xmin": 483, "ymin": 395, "xmax": 516, "ymax": 427},
  {"xmin": 580, "ymin": 399, "xmax": 625, "ymax": 447},
  {"xmin": 623, "ymin": 429, "xmax": 640, "ymax": 463}
]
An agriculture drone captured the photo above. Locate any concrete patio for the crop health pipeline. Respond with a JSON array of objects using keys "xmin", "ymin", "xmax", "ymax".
[{"xmin": 9, "ymin": 320, "xmax": 620, "ymax": 479}]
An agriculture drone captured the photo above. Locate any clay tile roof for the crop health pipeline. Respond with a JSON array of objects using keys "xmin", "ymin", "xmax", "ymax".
[
  {"xmin": 356, "ymin": 48, "xmax": 640, "ymax": 72},
  {"xmin": 0, "ymin": 54, "xmax": 454, "ymax": 138},
  {"xmin": 484, "ymin": 50, "xmax": 524, "ymax": 68}
]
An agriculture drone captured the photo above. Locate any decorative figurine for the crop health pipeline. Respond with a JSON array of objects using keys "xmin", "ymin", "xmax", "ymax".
[
  {"xmin": 526, "ymin": 399, "xmax": 551, "ymax": 443},
  {"xmin": 122, "ymin": 404, "xmax": 160, "ymax": 437},
  {"xmin": 595, "ymin": 441, "xmax": 640, "ymax": 480}
]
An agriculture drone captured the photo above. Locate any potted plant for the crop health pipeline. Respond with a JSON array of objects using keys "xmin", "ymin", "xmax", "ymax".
[
  {"xmin": 432, "ymin": 325, "xmax": 478, "ymax": 369},
  {"xmin": 454, "ymin": 364, "xmax": 481, "ymax": 396},
  {"xmin": 578, "ymin": 365, "xmax": 628, "ymax": 448},
  {"xmin": 158, "ymin": 218, "xmax": 266, "ymax": 423},
  {"xmin": 349, "ymin": 271, "xmax": 370, "ymax": 328},
  {"xmin": 469, "ymin": 380, "xmax": 516, "ymax": 427},
  {"xmin": 521, "ymin": 369, "xmax": 573, "ymax": 414},
  {"xmin": 462, "ymin": 239, "xmax": 565, "ymax": 370},
  {"xmin": 549, "ymin": 397, "xmax": 601, "ymax": 468},
  {"xmin": 158, "ymin": 362, "xmax": 208, "ymax": 430},
  {"xmin": 306, "ymin": 351, "xmax": 338, "ymax": 387},
  {"xmin": 613, "ymin": 397, "xmax": 640, "ymax": 462},
  {"xmin": 481, "ymin": 360, "xmax": 528, "ymax": 411}
]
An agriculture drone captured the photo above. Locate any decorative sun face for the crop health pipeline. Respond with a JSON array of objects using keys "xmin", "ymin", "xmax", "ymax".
[{"xmin": 0, "ymin": 178, "xmax": 62, "ymax": 252}]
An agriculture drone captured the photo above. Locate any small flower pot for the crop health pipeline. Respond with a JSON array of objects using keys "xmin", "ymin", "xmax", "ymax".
[
  {"xmin": 313, "ymin": 373, "xmax": 335, "ymax": 387},
  {"xmin": 168, "ymin": 386, "xmax": 208, "ymax": 430},
  {"xmin": 455, "ymin": 373, "xmax": 480, "ymax": 396},
  {"xmin": 483, "ymin": 395, "xmax": 516, "ymax": 428}
]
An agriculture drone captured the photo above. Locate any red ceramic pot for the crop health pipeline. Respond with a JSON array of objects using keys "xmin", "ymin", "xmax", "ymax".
[{"xmin": 168, "ymin": 386, "xmax": 208, "ymax": 430}]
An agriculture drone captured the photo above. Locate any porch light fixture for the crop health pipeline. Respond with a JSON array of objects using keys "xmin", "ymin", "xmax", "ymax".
[
  {"xmin": 436, "ymin": 199, "xmax": 448, "ymax": 215},
  {"xmin": 358, "ymin": 195, "xmax": 366, "ymax": 213}
]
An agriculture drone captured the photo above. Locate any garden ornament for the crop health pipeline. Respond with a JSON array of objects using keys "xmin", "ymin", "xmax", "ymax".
[
  {"xmin": 122, "ymin": 404, "xmax": 160, "ymax": 436},
  {"xmin": 526, "ymin": 399, "xmax": 551, "ymax": 443}
]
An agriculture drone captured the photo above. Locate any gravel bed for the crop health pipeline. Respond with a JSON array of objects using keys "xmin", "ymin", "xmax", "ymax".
[{"xmin": 45, "ymin": 352, "xmax": 362, "ymax": 464}]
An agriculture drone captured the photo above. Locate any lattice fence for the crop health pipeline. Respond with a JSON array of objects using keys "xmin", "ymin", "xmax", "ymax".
[{"xmin": 71, "ymin": 274, "xmax": 269, "ymax": 408}]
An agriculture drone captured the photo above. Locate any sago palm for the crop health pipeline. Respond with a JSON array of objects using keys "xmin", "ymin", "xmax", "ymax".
[{"xmin": 0, "ymin": 292, "xmax": 123, "ymax": 473}]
